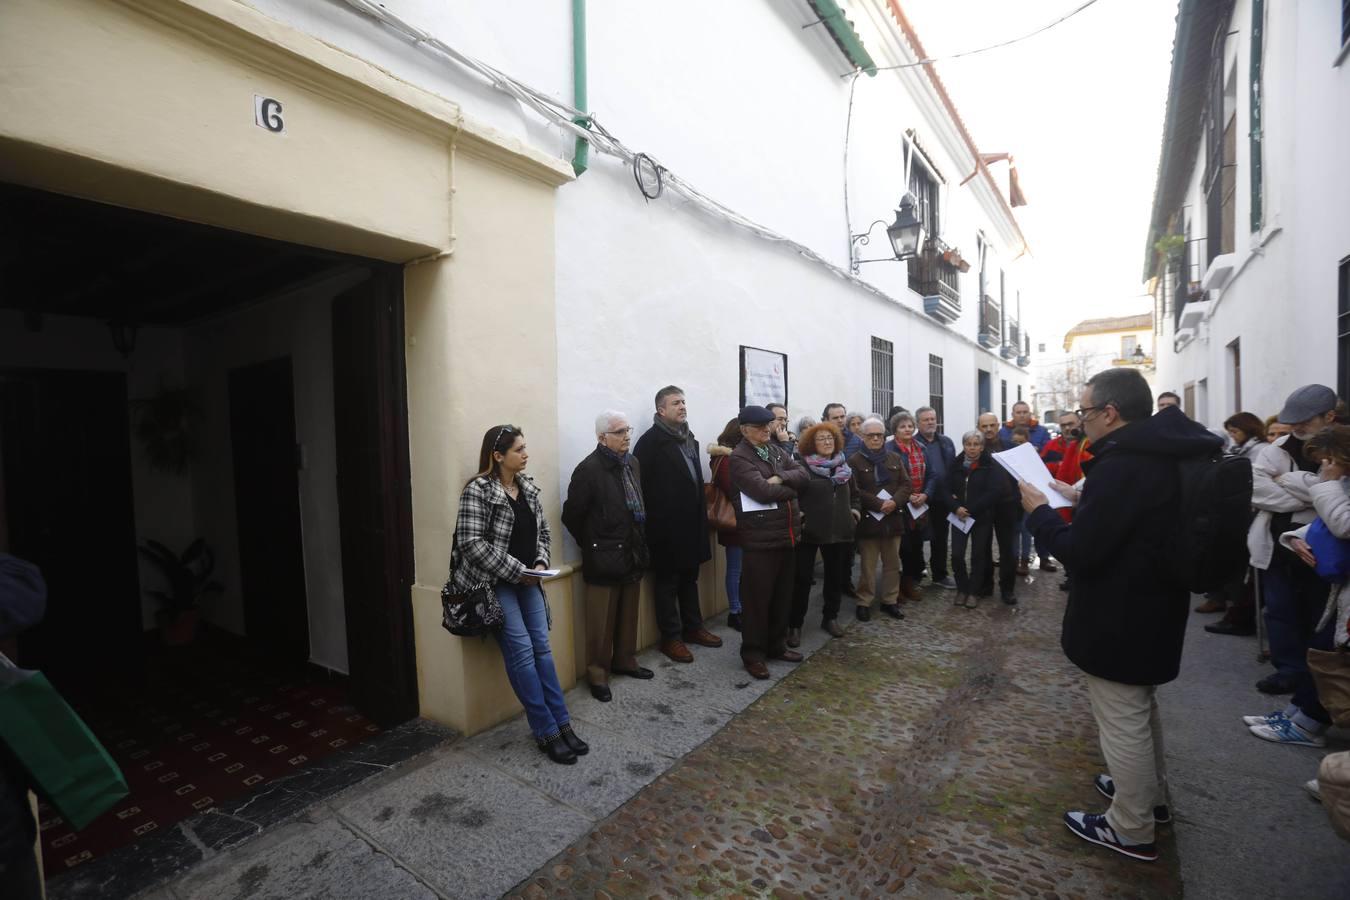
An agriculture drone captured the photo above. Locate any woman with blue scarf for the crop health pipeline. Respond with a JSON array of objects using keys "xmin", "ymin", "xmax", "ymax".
[
  {"xmin": 790, "ymin": 422, "xmax": 861, "ymax": 642},
  {"xmin": 563, "ymin": 411, "xmax": 652, "ymax": 704}
]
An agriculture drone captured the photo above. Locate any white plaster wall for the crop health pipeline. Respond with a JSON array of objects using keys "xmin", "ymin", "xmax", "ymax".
[
  {"xmin": 248, "ymin": 0, "xmax": 1035, "ymax": 560},
  {"xmin": 1155, "ymin": 0, "xmax": 1350, "ymax": 426},
  {"xmin": 184, "ymin": 268, "xmax": 369, "ymax": 673},
  {"xmin": 0, "ymin": 311, "xmax": 196, "ymax": 629}
]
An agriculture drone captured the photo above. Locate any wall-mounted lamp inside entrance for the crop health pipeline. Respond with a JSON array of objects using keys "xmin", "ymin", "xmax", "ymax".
[{"xmin": 849, "ymin": 192, "xmax": 925, "ymax": 275}]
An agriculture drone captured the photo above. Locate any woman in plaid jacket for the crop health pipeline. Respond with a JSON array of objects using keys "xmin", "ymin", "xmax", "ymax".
[{"xmin": 452, "ymin": 424, "xmax": 587, "ymax": 765}]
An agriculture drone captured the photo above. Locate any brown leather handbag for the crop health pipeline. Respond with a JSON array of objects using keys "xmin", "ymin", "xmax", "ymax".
[{"xmin": 704, "ymin": 458, "xmax": 737, "ymax": 533}]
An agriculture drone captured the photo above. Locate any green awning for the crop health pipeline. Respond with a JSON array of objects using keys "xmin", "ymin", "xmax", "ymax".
[{"xmin": 808, "ymin": 0, "xmax": 878, "ymax": 76}]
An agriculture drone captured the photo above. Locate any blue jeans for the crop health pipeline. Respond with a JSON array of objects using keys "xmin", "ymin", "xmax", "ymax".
[
  {"xmin": 1262, "ymin": 557, "xmax": 1329, "ymax": 679},
  {"xmin": 1018, "ymin": 519, "xmax": 1035, "ymax": 560},
  {"xmin": 493, "ymin": 582, "xmax": 570, "ymax": 741},
  {"xmin": 724, "ymin": 545, "xmax": 743, "ymax": 614}
]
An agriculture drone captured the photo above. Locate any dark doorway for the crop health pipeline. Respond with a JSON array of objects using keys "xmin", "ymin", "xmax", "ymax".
[
  {"xmin": 228, "ymin": 357, "xmax": 310, "ymax": 663},
  {"xmin": 332, "ymin": 270, "xmax": 418, "ymax": 726},
  {"xmin": 977, "ymin": 369, "xmax": 992, "ymax": 415},
  {"xmin": 0, "ymin": 369, "xmax": 141, "ymax": 683}
]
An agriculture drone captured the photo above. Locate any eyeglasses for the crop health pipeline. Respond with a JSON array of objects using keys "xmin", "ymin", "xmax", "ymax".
[
  {"xmin": 1075, "ymin": 405, "xmax": 1107, "ymax": 419},
  {"xmin": 604, "ymin": 427, "xmax": 634, "ymax": 436},
  {"xmin": 862, "ymin": 431, "xmax": 885, "ymax": 439},
  {"xmin": 493, "ymin": 424, "xmax": 518, "ymax": 447}
]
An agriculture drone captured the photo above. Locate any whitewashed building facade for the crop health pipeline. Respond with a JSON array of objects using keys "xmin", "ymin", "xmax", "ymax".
[
  {"xmin": 1145, "ymin": 0, "xmax": 1350, "ymax": 426},
  {"xmin": 251, "ymin": 0, "xmax": 1036, "ymax": 475}
]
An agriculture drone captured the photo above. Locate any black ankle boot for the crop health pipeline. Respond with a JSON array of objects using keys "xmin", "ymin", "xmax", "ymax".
[
  {"xmin": 559, "ymin": 723, "xmax": 589, "ymax": 756},
  {"xmin": 538, "ymin": 733, "xmax": 577, "ymax": 764}
]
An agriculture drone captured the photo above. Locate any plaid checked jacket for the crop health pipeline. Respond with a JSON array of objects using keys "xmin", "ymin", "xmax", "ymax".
[{"xmin": 448, "ymin": 475, "xmax": 551, "ymax": 593}]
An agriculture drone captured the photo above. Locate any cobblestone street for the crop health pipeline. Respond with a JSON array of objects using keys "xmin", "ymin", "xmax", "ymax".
[{"xmin": 510, "ymin": 570, "xmax": 1183, "ymax": 899}]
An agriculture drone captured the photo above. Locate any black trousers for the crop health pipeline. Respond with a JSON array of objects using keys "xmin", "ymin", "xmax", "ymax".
[
  {"xmin": 740, "ymin": 549, "xmax": 793, "ymax": 662},
  {"xmin": 951, "ymin": 521, "xmax": 994, "ymax": 594},
  {"xmin": 900, "ymin": 526, "xmax": 926, "ymax": 579},
  {"xmin": 982, "ymin": 516, "xmax": 1017, "ymax": 594},
  {"xmin": 652, "ymin": 566, "xmax": 704, "ymax": 640},
  {"xmin": 791, "ymin": 541, "xmax": 848, "ymax": 627},
  {"xmin": 928, "ymin": 504, "xmax": 950, "ymax": 580}
]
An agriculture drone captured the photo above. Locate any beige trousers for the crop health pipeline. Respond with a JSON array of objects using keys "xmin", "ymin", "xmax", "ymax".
[
  {"xmin": 585, "ymin": 581, "xmax": 641, "ymax": 685},
  {"xmin": 855, "ymin": 535, "xmax": 901, "ymax": 608},
  {"xmin": 1085, "ymin": 674, "xmax": 1170, "ymax": 844}
]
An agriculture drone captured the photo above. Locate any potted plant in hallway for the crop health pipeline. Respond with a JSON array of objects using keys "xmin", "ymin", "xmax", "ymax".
[{"xmin": 139, "ymin": 538, "xmax": 223, "ymax": 645}]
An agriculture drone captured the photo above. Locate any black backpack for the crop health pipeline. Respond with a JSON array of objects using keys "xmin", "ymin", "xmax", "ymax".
[{"xmin": 1171, "ymin": 452, "xmax": 1254, "ymax": 593}]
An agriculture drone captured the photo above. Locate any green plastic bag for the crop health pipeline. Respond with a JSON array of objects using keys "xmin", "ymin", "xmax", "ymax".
[{"xmin": 0, "ymin": 656, "xmax": 128, "ymax": 830}]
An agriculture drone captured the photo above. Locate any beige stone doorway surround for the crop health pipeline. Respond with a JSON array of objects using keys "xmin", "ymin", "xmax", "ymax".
[{"xmin": 0, "ymin": 0, "xmax": 575, "ymax": 736}]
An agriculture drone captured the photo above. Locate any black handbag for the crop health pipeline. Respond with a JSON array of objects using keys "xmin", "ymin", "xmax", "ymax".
[{"xmin": 440, "ymin": 542, "xmax": 504, "ymax": 637}]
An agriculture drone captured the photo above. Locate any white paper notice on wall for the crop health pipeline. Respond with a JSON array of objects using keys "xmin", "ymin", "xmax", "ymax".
[
  {"xmin": 740, "ymin": 492, "xmax": 778, "ymax": 512},
  {"xmin": 741, "ymin": 346, "xmax": 787, "ymax": 408},
  {"xmin": 991, "ymin": 443, "xmax": 1073, "ymax": 510}
]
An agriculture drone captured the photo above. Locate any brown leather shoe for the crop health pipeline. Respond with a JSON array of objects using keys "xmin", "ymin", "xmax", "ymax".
[
  {"xmin": 744, "ymin": 659, "xmax": 770, "ymax": 679},
  {"xmin": 786, "ymin": 627, "xmax": 801, "ymax": 648},
  {"xmin": 683, "ymin": 628, "xmax": 723, "ymax": 648},
  {"xmin": 900, "ymin": 577, "xmax": 923, "ymax": 601},
  {"xmin": 1015, "ymin": 559, "xmax": 1030, "ymax": 576},
  {"xmin": 771, "ymin": 649, "xmax": 804, "ymax": 662},
  {"xmin": 660, "ymin": 639, "xmax": 694, "ymax": 663},
  {"xmin": 823, "ymin": 619, "xmax": 845, "ymax": 638},
  {"xmin": 1193, "ymin": 598, "xmax": 1226, "ymax": 614}
]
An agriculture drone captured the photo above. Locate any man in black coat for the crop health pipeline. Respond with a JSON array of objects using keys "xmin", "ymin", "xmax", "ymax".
[
  {"xmin": 632, "ymin": 386, "xmax": 720, "ymax": 663},
  {"xmin": 915, "ymin": 406, "xmax": 957, "ymax": 589},
  {"xmin": 1021, "ymin": 368, "xmax": 1221, "ymax": 864}
]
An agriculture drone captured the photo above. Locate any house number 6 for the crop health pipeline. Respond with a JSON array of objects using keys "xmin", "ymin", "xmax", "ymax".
[{"xmin": 254, "ymin": 95, "xmax": 285, "ymax": 134}]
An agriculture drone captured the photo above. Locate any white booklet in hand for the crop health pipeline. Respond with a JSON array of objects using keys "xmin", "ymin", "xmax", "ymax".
[
  {"xmin": 869, "ymin": 488, "xmax": 892, "ymax": 521},
  {"xmin": 740, "ymin": 492, "xmax": 778, "ymax": 512},
  {"xmin": 991, "ymin": 443, "xmax": 1073, "ymax": 510},
  {"xmin": 947, "ymin": 511, "xmax": 975, "ymax": 534},
  {"xmin": 523, "ymin": 568, "xmax": 561, "ymax": 578},
  {"xmin": 908, "ymin": 501, "xmax": 929, "ymax": 519}
]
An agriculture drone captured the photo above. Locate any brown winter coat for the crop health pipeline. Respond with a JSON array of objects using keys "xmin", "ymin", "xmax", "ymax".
[
  {"xmin": 849, "ymin": 450, "xmax": 912, "ymax": 540},
  {"xmin": 729, "ymin": 440, "xmax": 810, "ymax": 552}
]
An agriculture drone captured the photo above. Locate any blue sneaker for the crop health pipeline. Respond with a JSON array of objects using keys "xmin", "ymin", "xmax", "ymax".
[
  {"xmin": 1248, "ymin": 718, "xmax": 1326, "ymax": 747},
  {"xmin": 1241, "ymin": 710, "xmax": 1289, "ymax": 727},
  {"xmin": 1063, "ymin": 811, "xmax": 1158, "ymax": 861},
  {"xmin": 1093, "ymin": 774, "xmax": 1171, "ymax": 824}
]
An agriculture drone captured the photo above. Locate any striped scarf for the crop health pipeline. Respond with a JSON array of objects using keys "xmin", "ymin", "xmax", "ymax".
[{"xmin": 599, "ymin": 445, "xmax": 646, "ymax": 523}]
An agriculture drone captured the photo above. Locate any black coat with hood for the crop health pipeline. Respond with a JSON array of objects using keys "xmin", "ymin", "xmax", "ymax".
[
  {"xmin": 945, "ymin": 450, "xmax": 1011, "ymax": 519},
  {"xmin": 1027, "ymin": 406, "xmax": 1223, "ymax": 686}
]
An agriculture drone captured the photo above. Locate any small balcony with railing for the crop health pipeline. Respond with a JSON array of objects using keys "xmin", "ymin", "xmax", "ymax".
[
  {"xmin": 908, "ymin": 238, "xmax": 963, "ymax": 325},
  {"xmin": 978, "ymin": 293, "xmax": 1001, "ymax": 349},
  {"xmin": 1002, "ymin": 319, "xmax": 1021, "ymax": 360}
]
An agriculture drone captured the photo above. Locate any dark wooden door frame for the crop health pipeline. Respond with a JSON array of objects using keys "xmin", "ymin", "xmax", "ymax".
[{"xmin": 331, "ymin": 266, "xmax": 418, "ymax": 726}]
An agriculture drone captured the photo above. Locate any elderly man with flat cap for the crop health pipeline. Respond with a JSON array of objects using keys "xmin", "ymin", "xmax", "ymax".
[
  {"xmin": 729, "ymin": 405, "xmax": 811, "ymax": 679},
  {"xmin": 1243, "ymin": 384, "xmax": 1339, "ymax": 732}
]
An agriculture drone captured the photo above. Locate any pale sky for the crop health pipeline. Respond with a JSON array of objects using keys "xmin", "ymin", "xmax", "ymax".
[{"xmin": 900, "ymin": 0, "xmax": 1179, "ymax": 352}]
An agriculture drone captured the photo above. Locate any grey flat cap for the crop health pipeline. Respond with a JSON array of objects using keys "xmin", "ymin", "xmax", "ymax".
[{"xmin": 1277, "ymin": 384, "xmax": 1338, "ymax": 424}]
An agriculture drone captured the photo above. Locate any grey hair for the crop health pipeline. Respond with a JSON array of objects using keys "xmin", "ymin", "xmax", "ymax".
[
  {"xmin": 595, "ymin": 409, "xmax": 628, "ymax": 437},
  {"xmin": 861, "ymin": 415, "xmax": 887, "ymax": 433},
  {"xmin": 795, "ymin": 415, "xmax": 817, "ymax": 434},
  {"xmin": 915, "ymin": 406, "xmax": 936, "ymax": 418},
  {"xmin": 890, "ymin": 411, "xmax": 916, "ymax": 432},
  {"xmin": 961, "ymin": 430, "xmax": 985, "ymax": 445},
  {"xmin": 1086, "ymin": 368, "xmax": 1152, "ymax": 422}
]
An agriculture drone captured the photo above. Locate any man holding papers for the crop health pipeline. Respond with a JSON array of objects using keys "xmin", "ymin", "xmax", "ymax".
[
  {"xmin": 1018, "ymin": 368, "xmax": 1222, "ymax": 863},
  {"xmin": 729, "ymin": 405, "xmax": 811, "ymax": 680},
  {"xmin": 848, "ymin": 416, "xmax": 911, "ymax": 622}
]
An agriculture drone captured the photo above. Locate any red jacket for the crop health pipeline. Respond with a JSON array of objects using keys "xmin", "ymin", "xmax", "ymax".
[{"xmin": 1041, "ymin": 437, "xmax": 1091, "ymax": 522}]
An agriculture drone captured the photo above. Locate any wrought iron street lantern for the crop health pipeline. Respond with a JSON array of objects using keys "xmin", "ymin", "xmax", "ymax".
[{"xmin": 850, "ymin": 192, "xmax": 925, "ymax": 275}]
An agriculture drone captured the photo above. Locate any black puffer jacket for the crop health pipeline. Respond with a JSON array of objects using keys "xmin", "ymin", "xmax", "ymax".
[
  {"xmin": 945, "ymin": 452, "xmax": 1011, "ymax": 519},
  {"xmin": 1028, "ymin": 407, "xmax": 1224, "ymax": 685},
  {"xmin": 797, "ymin": 460, "xmax": 859, "ymax": 545},
  {"xmin": 729, "ymin": 441, "xmax": 810, "ymax": 552},
  {"xmin": 562, "ymin": 447, "xmax": 649, "ymax": 585}
]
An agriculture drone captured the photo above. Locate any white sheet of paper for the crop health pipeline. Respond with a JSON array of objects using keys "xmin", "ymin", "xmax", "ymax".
[
  {"xmin": 740, "ymin": 492, "xmax": 778, "ymax": 512},
  {"xmin": 869, "ymin": 488, "xmax": 892, "ymax": 521},
  {"xmin": 908, "ymin": 501, "xmax": 929, "ymax": 519},
  {"xmin": 991, "ymin": 443, "xmax": 1073, "ymax": 510},
  {"xmin": 947, "ymin": 511, "xmax": 975, "ymax": 534},
  {"xmin": 522, "ymin": 568, "xmax": 561, "ymax": 578}
]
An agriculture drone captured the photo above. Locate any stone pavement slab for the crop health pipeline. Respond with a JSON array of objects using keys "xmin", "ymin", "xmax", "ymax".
[{"xmin": 1160, "ymin": 611, "xmax": 1350, "ymax": 899}]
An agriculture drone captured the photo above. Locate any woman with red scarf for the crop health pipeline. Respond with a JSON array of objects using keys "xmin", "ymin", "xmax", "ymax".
[{"xmin": 891, "ymin": 411, "xmax": 932, "ymax": 601}]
